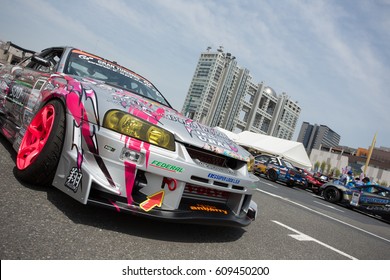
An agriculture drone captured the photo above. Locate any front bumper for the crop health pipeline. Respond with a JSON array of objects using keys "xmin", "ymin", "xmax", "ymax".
[
  {"xmin": 88, "ymin": 188, "xmax": 258, "ymax": 227},
  {"xmin": 54, "ymin": 120, "xmax": 259, "ymax": 227}
]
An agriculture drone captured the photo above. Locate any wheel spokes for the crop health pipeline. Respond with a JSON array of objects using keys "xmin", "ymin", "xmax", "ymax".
[
  {"xmin": 40, "ymin": 106, "xmax": 54, "ymax": 134},
  {"xmin": 16, "ymin": 104, "xmax": 56, "ymax": 170},
  {"xmin": 27, "ymin": 124, "xmax": 42, "ymax": 138},
  {"xmin": 18, "ymin": 145, "xmax": 40, "ymax": 169}
]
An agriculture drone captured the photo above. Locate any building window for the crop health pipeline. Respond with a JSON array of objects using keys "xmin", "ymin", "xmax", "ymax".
[
  {"xmin": 244, "ymin": 92, "xmax": 253, "ymax": 104},
  {"xmin": 238, "ymin": 107, "xmax": 250, "ymax": 122}
]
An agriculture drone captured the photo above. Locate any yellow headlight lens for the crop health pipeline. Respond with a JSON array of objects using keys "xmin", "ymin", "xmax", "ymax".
[{"xmin": 103, "ymin": 110, "xmax": 175, "ymax": 151}]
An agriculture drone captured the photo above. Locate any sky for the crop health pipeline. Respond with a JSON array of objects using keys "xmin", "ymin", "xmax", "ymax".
[{"xmin": 0, "ymin": 0, "xmax": 389, "ymax": 149}]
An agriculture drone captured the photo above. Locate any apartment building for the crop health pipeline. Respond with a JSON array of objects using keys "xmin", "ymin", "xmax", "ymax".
[
  {"xmin": 181, "ymin": 47, "xmax": 301, "ymax": 140},
  {"xmin": 0, "ymin": 40, "xmax": 34, "ymax": 64},
  {"xmin": 297, "ymin": 122, "xmax": 341, "ymax": 155}
]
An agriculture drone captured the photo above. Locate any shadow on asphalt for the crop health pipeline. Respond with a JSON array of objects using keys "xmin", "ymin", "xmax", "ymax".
[
  {"xmin": 0, "ymin": 133, "xmax": 16, "ymax": 164},
  {"xmin": 46, "ymin": 190, "xmax": 246, "ymax": 243}
]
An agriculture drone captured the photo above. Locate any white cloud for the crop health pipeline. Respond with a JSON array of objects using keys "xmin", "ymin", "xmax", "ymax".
[{"xmin": 0, "ymin": 0, "xmax": 389, "ymax": 148}]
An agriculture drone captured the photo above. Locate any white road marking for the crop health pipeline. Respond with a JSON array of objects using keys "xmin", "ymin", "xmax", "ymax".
[
  {"xmin": 313, "ymin": 200, "xmax": 345, "ymax": 212},
  {"xmin": 259, "ymin": 181, "xmax": 279, "ymax": 188},
  {"xmin": 272, "ymin": 220, "xmax": 358, "ymax": 260},
  {"xmin": 257, "ymin": 188, "xmax": 390, "ymax": 243}
]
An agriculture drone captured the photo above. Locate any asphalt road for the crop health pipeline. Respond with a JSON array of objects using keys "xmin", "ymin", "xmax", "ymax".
[{"xmin": 1, "ymin": 135, "xmax": 389, "ymax": 260}]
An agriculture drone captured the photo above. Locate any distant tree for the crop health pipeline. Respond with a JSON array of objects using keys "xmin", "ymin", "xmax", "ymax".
[
  {"xmin": 325, "ymin": 163, "xmax": 331, "ymax": 175},
  {"xmin": 314, "ymin": 161, "xmax": 320, "ymax": 171},
  {"xmin": 334, "ymin": 169, "xmax": 341, "ymax": 178},
  {"xmin": 379, "ymin": 181, "xmax": 388, "ymax": 187},
  {"xmin": 352, "ymin": 169, "xmax": 363, "ymax": 179},
  {"xmin": 320, "ymin": 161, "xmax": 326, "ymax": 173}
]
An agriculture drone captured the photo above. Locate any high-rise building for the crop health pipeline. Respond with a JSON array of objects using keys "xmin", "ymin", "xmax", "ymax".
[
  {"xmin": 297, "ymin": 122, "xmax": 340, "ymax": 154},
  {"xmin": 181, "ymin": 47, "xmax": 301, "ymax": 140}
]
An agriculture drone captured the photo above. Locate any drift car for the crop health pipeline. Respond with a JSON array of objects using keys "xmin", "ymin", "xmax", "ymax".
[
  {"xmin": 321, "ymin": 180, "xmax": 390, "ymax": 221},
  {"xmin": 253, "ymin": 154, "xmax": 270, "ymax": 175},
  {"xmin": 295, "ymin": 168, "xmax": 324, "ymax": 194},
  {"xmin": 254, "ymin": 154, "xmax": 305, "ymax": 187},
  {"xmin": 0, "ymin": 46, "xmax": 258, "ymax": 227}
]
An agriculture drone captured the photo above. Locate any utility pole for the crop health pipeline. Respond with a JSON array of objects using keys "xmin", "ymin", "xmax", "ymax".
[{"xmin": 363, "ymin": 133, "xmax": 377, "ymax": 175}]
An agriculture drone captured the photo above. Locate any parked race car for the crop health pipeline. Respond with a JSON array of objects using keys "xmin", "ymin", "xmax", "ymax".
[
  {"xmin": 321, "ymin": 180, "xmax": 390, "ymax": 221},
  {"xmin": 253, "ymin": 154, "xmax": 270, "ymax": 175},
  {"xmin": 296, "ymin": 168, "xmax": 324, "ymax": 194},
  {"xmin": 0, "ymin": 46, "xmax": 258, "ymax": 227},
  {"xmin": 254, "ymin": 154, "xmax": 305, "ymax": 187}
]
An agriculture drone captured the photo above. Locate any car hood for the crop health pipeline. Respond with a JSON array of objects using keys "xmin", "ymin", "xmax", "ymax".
[{"xmin": 79, "ymin": 80, "xmax": 250, "ymax": 162}]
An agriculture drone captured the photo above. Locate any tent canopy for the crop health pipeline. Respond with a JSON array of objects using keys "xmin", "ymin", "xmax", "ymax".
[{"xmin": 216, "ymin": 128, "xmax": 312, "ymax": 169}]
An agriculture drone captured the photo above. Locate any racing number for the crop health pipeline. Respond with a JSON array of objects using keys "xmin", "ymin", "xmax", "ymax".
[{"xmin": 9, "ymin": 84, "xmax": 24, "ymax": 100}]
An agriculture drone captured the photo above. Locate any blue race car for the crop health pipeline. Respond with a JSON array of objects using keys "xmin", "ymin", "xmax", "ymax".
[
  {"xmin": 320, "ymin": 180, "xmax": 390, "ymax": 221},
  {"xmin": 255, "ymin": 154, "xmax": 306, "ymax": 187}
]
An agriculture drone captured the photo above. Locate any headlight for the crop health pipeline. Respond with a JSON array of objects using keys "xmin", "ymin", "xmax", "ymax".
[
  {"xmin": 103, "ymin": 110, "xmax": 175, "ymax": 151},
  {"xmin": 247, "ymin": 155, "xmax": 255, "ymax": 172}
]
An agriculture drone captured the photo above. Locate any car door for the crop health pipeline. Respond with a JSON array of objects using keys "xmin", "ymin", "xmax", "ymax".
[
  {"xmin": 1, "ymin": 48, "xmax": 63, "ymax": 142},
  {"xmin": 358, "ymin": 186, "xmax": 390, "ymax": 217},
  {"xmin": 254, "ymin": 154, "xmax": 270, "ymax": 174}
]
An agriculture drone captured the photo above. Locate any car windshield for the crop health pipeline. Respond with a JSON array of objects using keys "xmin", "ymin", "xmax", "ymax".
[
  {"xmin": 282, "ymin": 160, "xmax": 294, "ymax": 169},
  {"xmin": 255, "ymin": 155, "xmax": 269, "ymax": 163},
  {"xmin": 65, "ymin": 49, "xmax": 171, "ymax": 107}
]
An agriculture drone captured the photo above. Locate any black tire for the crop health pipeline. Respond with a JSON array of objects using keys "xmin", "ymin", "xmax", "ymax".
[
  {"xmin": 15, "ymin": 99, "xmax": 65, "ymax": 187},
  {"xmin": 308, "ymin": 183, "xmax": 319, "ymax": 194},
  {"xmin": 322, "ymin": 186, "xmax": 341, "ymax": 203},
  {"xmin": 286, "ymin": 180, "xmax": 294, "ymax": 187},
  {"xmin": 267, "ymin": 169, "xmax": 278, "ymax": 182}
]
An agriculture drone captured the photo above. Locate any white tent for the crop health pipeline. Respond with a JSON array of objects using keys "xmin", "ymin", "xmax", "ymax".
[
  {"xmin": 216, "ymin": 128, "xmax": 312, "ymax": 169},
  {"xmin": 215, "ymin": 127, "xmax": 240, "ymax": 141},
  {"xmin": 236, "ymin": 131, "xmax": 312, "ymax": 169}
]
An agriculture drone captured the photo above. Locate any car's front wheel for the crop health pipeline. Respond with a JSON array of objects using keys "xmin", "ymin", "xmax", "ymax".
[
  {"xmin": 322, "ymin": 186, "xmax": 341, "ymax": 203},
  {"xmin": 267, "ymin": 169, "xmax": 278, "ymax": 182},
  {"xmin": 286, "ymin": 180, "xmax": 294, "ymax": 187},
  {"xmin": 15, "ymin": 99, "xmax": 65, "ymax": 186}
]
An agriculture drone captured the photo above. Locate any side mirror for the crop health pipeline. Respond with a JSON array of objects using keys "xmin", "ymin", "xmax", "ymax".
[
  {"xmin": 11, "ymin": 66, "xmax": 23, "ymax": 78},
  {"xmin": 31, "ymin": 55, "xmax": 51, "ymax": 67}
]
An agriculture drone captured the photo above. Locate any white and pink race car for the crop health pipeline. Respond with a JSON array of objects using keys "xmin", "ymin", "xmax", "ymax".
[{"xmin": 0, "ymin": 47, "xmax": 258, "ymax": 226}]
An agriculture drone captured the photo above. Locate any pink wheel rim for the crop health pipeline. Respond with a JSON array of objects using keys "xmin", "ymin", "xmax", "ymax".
[{"xmin": 16, "ymin": 104, "xmax": 55, "ymax": 170}]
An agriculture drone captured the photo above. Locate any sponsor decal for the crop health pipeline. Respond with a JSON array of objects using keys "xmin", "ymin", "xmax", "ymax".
[
  {"xmin": 150, "ymin": 160, "xmax": 184, "ymax": 173},
  {"xmin": 9, "ymin": 84, "xmax": 28, "ymax": 106},
  {"xmin": 140, "ymin": 190, "xmax": 165, "ymax": 212},
  {"xmin": 366, "ymin": 206, "xmax": 390, "ymax": 212},
  {"xmin": 108, "ymin": 92, "xmax": 247, "ymax": 160},
  {"xmin": 360, "ymin": 197, "xmax": 389, "ymax": 204},
  {"xmin": 194, "ymin": 159, "xmax": 235, "ymax": 175},
  {"xmin": 75, "ymin": 50, "xmax": 156, "ymax": 90},
  {"xmin": 350, "ymin": 192, "xmax": 360, "ymax": 206},
  {"xmin": 0, "ymin": 80, "xmax": 8, "ymax": 91},
  {"xmin": 104, "ymin": 144, "xmax": 116, "ymax": 152},
  {"xmin": 190, "ymin": 204, "xmax": 228, "ymax": 215},
  {"xmin": 186, "ymin": 184, "xmax": 228, "ymax": 199},
  {"xmin": 23, "ymin": 110, "xmax": 34, "ymax": 126},
  {"xmin": 165, "ymin": 114, "xmax": 242, "ymax": 155},
  {"xmin": 55, "ymin": 75, "xmax": 116, "ymax": 191},
  {"xmin": 65, "ymin": 167, "xmax": 83, "ymax": 193},
  {"xmin": 208, "ymin": 173, "xmax": 240, "ymax": 184}
]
